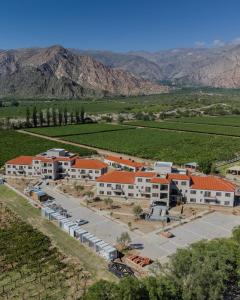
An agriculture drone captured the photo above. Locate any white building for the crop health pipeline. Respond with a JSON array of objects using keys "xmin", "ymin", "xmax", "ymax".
[
  {"xmin": 5, "ymin": 149, "xmax": 107, "ymax": 180},
  {"xmin": 104, "ymin": 155, "xmax": 145, "ymax": 172}
]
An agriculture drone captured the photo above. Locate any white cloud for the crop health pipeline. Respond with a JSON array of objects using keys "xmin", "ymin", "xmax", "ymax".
[
  {"xmin": 212, "ymin": 39, "xmax": 225, "ymax": 47},
  {"xmin": 195, "ymin": 41, "xmax": 206, "ymax": 48}
]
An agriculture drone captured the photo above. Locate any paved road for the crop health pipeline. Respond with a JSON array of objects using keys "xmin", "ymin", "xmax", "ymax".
[{"xmin": 41, "ymin": 183, "xmax": 240, "ymax": 262}]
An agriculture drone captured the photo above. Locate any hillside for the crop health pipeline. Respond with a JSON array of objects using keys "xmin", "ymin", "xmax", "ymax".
[
  {"xmin": 81, "ymin": 45, "xmax": 240, "ymax": 88},
  {"xmin": 0, "ymin": 46, "xmax": 168, "ymax": 99}
]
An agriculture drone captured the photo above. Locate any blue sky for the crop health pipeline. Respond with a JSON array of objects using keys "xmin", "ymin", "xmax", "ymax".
[{"xmin": 1, "ymin": 0, "xmax": 240, "ymax": 51}]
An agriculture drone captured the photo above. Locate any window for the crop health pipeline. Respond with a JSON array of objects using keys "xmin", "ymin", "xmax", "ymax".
[
  {"xmin": 160, "ymin": 193, "xmax": 168, "ymax": 199},
  {"xmin": 99, "ymin": 191, "xmax": 104, "ymax": 195},
  {"xmin": 64, "ymin": 162, "xmax": 68, "ymax": 166},
  {"xmin": 116, "ymin": 184, "xmax": 121, "ymax": 190},
  {"xmin": 204, "ymin": 191, "xmax": 211, "ymax": 197},
  {"xmin": 146, "ymin": 179, "xmax": 151, "ymax": 183},
  {"xmin": 128, "ymin": 193, "xmax": 134, "ymax": 197},
  {"xmin": 107, "ymin": 184, "xmax": 112, "ymax": 188},
  {"xmin": 152, "ymin": 193, "xmax": 159, "ymax": 197},
  {"xmin": 153, "ymin": 185, "xmax": 159, "ymax": 189},
  {"xmin": 190, "ymin": 190, "xmax": 196, "ymax": 194},
  {"xmin": 145, "ymin": 187, "xmax": 151, "ymax": 193},
  {"xmin": 107, "ymin": 191, "xmax": 112, "ymax": 195},
  {"xmin": 181, "ymin": 181, "xmax": 187, "ymax": 186},
  {"xmin": 95, "ymin": 170, "xmax": 99, "ymax": 174},
  {"xmin": 48, "ymin": 164, "xmax": 52, "ymax": 167},
  {"xmin": 190, "ymin": 198, "xmax": 196, "ymax": 203},
  {"xmin": 225, "ymin": 193, "xmax": 231, "ymax": 197},
  {"xmin": 173, "ymin": 180, "xmax": 178, "ymax": 185},
  {"xmin": 80, "ymin": 170, "xmax": 86, "ymax": 174},
  {"xmin": 137, "ymin": 178, "xmax": 142, "ymax": 182},
  {"xmin": 99, "ymin": 183, "xmax": 104, "ymax": 187},
  {"xmin": 216, "ymin": 192, "xmax": 222, "ymax": 196},
  {"xmin": 128, "ymin": 185, "xmax": 134, "ymax": 189},
  {"xmin": 160, "ymin": 185, "xmax": 168, "ymax": 191},
  {"xmin": 224, "ymin": 201, "xmax": 230, "ymax": 205},
  {"xmin": 72, "ymin": 175, "xmax": 76, "ymax": 179},
  {"xmin": 89, "ymin": 170, "xmax": 92, "ymax": 173},
  {"xmin": 71, "ymin": 169, "xmax": 76, "ymax": 172}
]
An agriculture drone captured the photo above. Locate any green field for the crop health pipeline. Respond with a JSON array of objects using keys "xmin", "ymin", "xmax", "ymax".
[
  {"xmin": 60, "ymin": 127, "xmax": 240, "ymax": 164},
  {"xmin": 0, "ymin": 130, "xmax": 95, "ymax": 167},
  {"xmin": 126, "ymin": 120, "xmax": 240, "ymax": 137},
  {"xmin": 170, "ymin": 115, "xmax": 240, "ymax": 126},
  {"xmin": 26, "ymin": 123, "xmax": 134, "ymax": 137}
]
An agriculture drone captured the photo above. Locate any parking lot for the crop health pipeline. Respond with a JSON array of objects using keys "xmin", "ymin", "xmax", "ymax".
[{"xmin": 42, "ymin": 184, "xmax": 240, "ymax": 262}]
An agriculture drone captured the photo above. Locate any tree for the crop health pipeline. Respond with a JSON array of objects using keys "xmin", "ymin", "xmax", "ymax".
[
  {"xmin": 39, "ymin": 110, "xmax": 44, "ymax": 127},
  {"xmin": 70, "ymin": 112, "xmax": 74, "ymax": 124},
  {"xmin": 80, "ymin": 106, "xmax": 85, "ymax": 123},
  {"xmin": 0, "ymin": 100, "xmax": 3, "ymax": 107},
  {"xmin": 63, "ymin": 107, "xmax": 68, "ymax": 125},
  {"xmin": 75, "ymin": 109, "xmax": 80, "ymax": 124},
  {"xmin": 117, "ymin": 115, "xmax": 125, "ymax": 123},
  {"xmin": 32, "ymin": 106, "xmax": 38, "ymax": 127},
  {"xmin": 198, "ymin": 160, "xmax": 212, "ymax": 174},
  {"xmin": 104, "ymin": 197, "xmax": 113, "ymax": 209},
  {"xmin": 58, "ymin": 108, "xmax": 63, "ymax": 126},
  {"xmin": 26, "ymin": 107, "xmax": 30, "ymax": 127},
  {"xmin": 232, "ymin": 226, "xmax": 240, "ymax": 243},
  {"xmin": 11, "ymin": 99, "xmax": 19, "ymax": 107},
  {"xmin": 117, "ymin": 232, "xmax": 131, "ymax": 249},
  {"xmin": 46, "ymin": 108, "xmax": 51, "ymax": 127},
  {"xmin": 52, "ymin": 109, "xmax": 57, "ymax": 126},
  {"xmin": 84, "ymin": 280, "xmax": 118, "ymax": 300},
  {"xmin": 132, "ymin": 205, "xmax": 143, "ymax": 219}
]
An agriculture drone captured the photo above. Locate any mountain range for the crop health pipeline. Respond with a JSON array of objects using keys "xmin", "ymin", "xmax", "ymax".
[
  {"xmin": 0, "ymin": 46, "xmax": 167, "ymax": 99},
  {"xmin": 1, "ymin": 44, "xmax": 240, "ymax": 99},
  {"xmin": 79, "ymin": 44, "xmax": 240, "ymax": 88}
]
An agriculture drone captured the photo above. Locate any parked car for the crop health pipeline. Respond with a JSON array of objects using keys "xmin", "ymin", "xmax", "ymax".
[
  {"xmin": 76, "ymin": 219, "xmax": 89, "ymax": 226},
  {"xmin": 128, "ymin": 243, "xmax": 144, "ymax": 250}
]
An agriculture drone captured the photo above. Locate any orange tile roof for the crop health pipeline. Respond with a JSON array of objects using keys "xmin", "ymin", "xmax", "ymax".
[
  {"xmin": 72, "ymin": 159, "xmax": 107, "ymax": 170},
  {"xmin": 135, "ymin": 171, "xmax": 156, "ymax": 178},
  {"xmin": 190, "ymin": 176, "xmax": 236, "ymax": 192},
  {"xmin": 151, "ymin": 177, "xmax": 169, "ymax": 184},
  {"xmin": 97, "ymin": 171, "xmax": 136, "ymax": 184},
  {"xmin": 105, "ymin": 155, "xmax": 144, "ymax": 168},
  {"xmin": 34, "ymin": 156, "xmax": 56, "ymax": 163},
  {"xmin": 6, "ymin": 156, "xmax": 34, "ymax": 165},
  {"xmin": 167, "ymin": 173, "xmax": 190, "ymax": 181}
]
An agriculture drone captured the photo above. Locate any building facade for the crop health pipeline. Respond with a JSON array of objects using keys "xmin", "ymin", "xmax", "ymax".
[{"xmin": 5, "ymin": 149, "xmax": 107, "ymax": 180}]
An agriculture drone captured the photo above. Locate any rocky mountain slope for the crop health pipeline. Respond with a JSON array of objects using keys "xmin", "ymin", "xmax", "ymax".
[
  {"xmin": 81, "ymin": 45, "xmax": 240, "ymax": 88},
  {"xmin": 0, "ymin": 46, "xmax": 168, "ymax": 98}
]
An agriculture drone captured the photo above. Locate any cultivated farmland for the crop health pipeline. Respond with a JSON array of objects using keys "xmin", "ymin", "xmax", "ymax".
[
  {"xmin": 0, "ymin": 205, "xmax": 90, "ymax": 299},
  {"xmin": 26, "ymin": 123, "xmax": 134, "ymax": 137},
  {"xmin": 126, "ymin": 120, "xmax": 240, "ymax": 137},
  {"xmin": 60, "ymin": 127, "xmax": 240, "ymax": 164},
  {"xmin": 170, "ymin": 115, "xmax": 240, "ymax": 126},
  {"xmin": 0, "ymin": 130, "xmax": 95, "ymax": 167}
]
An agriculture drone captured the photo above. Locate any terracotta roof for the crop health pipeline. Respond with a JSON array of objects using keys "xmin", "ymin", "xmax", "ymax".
[
  {"xmin": 190, "ymin": 176, "xmax": 236, "ymax": 192},
  {"xmin": 72, "ymin": 159, "xmax": 107, "ymax": 169},
  {"xmin": 135, "ymin": 171, "xmax": 156, "ymax": 178},
  {"xmin": 105, "ymin": 155, "xmax": 144, "ymax": 168},
  {"xmin": 56, "ymin": 155, "xmax": 77, "ymax": 161},
  {"xmin": 151, "ymin": 177, "xmax": 169, "ymax": 184},
  {"xmin": 167, "ymin": 173, "xmax": 190, "ymax": 181},
  {"xmin": 97, "ymin": 171, "xmax": 136, "ymax": 184},
  {"xmin": 6, "ymin": 156, "xmax": 34, "ymax": 165},
  {"xmin": 34, "ymin": 156, "xmax": 56, "ymax": 163}
]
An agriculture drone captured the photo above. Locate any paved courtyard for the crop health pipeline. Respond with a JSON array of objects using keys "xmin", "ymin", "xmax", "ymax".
[{"xmin": 42, "ymin": 184, "xmax": 240, "ymax": 262}]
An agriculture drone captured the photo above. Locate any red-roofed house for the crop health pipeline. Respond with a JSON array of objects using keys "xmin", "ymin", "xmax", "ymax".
[
  {"xmin": 96, "ymin": 170, "xmax": 170, "ymax": 205},
  {"xmin": 6, "ymin": 156, "xmax": 35, "ymax": 176},
  {"xmin": 69, "ymin": 159, "xmax": 108, "ymax": 180},
  {"xmin": 186, "ymin": 176, "xmax": 237, "ymax": 206},
  {"xmin": 104, "ymin": 155, "xmax": 144, "ymax": 172},
  {"xmin": 5, "ymin": 149, "xmax": 107, "ymax": 180}
]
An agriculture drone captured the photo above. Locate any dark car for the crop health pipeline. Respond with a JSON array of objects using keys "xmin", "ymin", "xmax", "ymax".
[{"xmin": 129, "ymin": 243, "xmax": 144, "ymax": 250}]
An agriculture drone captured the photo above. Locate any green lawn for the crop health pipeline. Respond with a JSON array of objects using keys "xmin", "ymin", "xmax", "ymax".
[
  {"xmin": 61, "ymin": 127, "xmax": 240, "ymax": 164},
  {"xmin": 126, "ymin": 120, "xmax": 240, "ymax": 137},
  {"xmin": 25, "ymin": 123, "xmax": 134, "ymax": 137},
  {"xmin": 0, "ymin": 130, "xmax": 96, "ymax": 167}
]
